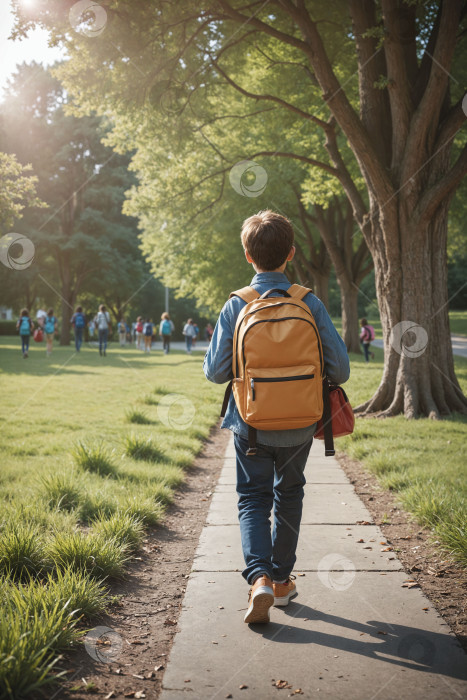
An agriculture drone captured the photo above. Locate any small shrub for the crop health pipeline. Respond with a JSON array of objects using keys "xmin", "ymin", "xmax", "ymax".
[
  {"xmin": 0, "ymin": 578, "xmax": 81, "ymax": 696},
  {"xmin": 92, "ymin": 511, "xmax": 146, "ymax": 552},
  {"xmin": 73, "ymin": 442, "xmax": 118, "ymax": 477},
  {"xmin": 40, "ymin": 472, "xmax": 82, "ymax": 512},
  {"xmin": 125, "ymin": 408, "xmax": 153, "ymax": 425},
  {"xmin": 0, "ymin": 521, "xmax": 50, "ymax": 581},
  {"xmin": 124, "ymin": 434, "xmax": 164, "ymax": 462},
  {"xmin": 48, "ymin": 531, "xmax": 129, "ymax": 580},
  {"xmin": 123, "ymin": 497, "xmax": 165, "ymax": 526}
]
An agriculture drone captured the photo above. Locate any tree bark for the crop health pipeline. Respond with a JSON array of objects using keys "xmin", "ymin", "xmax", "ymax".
[{"xmin": 339, "ymin": 281, "xmax": 360, "ymax": 355}]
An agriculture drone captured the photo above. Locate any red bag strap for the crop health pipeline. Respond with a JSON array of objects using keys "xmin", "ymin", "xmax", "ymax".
[{"xmin": 229, "ymin": 286, "xmax": 261, "ymax": 303}]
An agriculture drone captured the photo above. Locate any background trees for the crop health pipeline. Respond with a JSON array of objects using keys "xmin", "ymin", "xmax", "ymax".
[{"xmin": 11, "ymin": 0, "xmax": 467, "ymax": 418}]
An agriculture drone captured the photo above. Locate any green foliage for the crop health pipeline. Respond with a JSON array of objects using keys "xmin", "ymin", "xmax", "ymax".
[
  {"xmin": 73, "ymin": 441, "xmax": 118, "ymax": 477},
  {"xmin": 123, "ymin": 434, "xmax": 165, "ymax": 462},
  {"xmin": 125, "ymin": 408, "xmax": 153, "ymax": 425},
  {"xmin": 91, "ymin": 511, "xmax": 146, "ymax": 552},
  {"xmin": 0, "ymin": 521, "xmax": 50, "ymax": 582},
  {"xmin": 40, "ymin": 471, "xmax": 82, "ymax": 512},
  {"xmin": 0, "ymin": 151, "xmax": 44, "ymax": 232},
  {"xmin": 48, "ymin": 531, "xmax": 129, "ymax": 579}
]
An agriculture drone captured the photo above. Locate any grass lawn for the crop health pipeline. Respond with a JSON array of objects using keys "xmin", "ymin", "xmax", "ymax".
[
  {"xmin": 1, "ymin": 333, "xmax": 466, "ymax": 695},
  {"xmin": 0, "ymin": 337, "xmax": 224, "ymax": 697},
  {"xmin": 339, "ymin": 344, "xmax": 467, "ymax": 568}
]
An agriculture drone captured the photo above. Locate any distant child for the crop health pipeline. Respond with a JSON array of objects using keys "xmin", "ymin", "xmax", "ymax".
[
  {"xmin": 71, "ymin": 305, "xmax": 86, "ymax": 352},
  {"xmin": 360, "ymin": 317, "xmax": 375, "ymax": 363},
  {"xmin": 135, "ymin": 316, "xmax": 144, "ymax": 350},
  {"xmin": 94, "ymin": 304, "xmax": 111, "ymax": 356},
  {"xmin": 182, "ymin": 319, "xmax": 197, "ymax": 354},
  {"xmin": 143, "ymin": 318, "xmax": 153, "ymax": 353},
  {"xmin": 118, "ymin": 318, "xmax": 126, "ymax": 346},
  {"xmin": 203, "ymin": 210, "xmax": 349, "ymax": 624},
  {"xmin": 192, "ymin": 322, "xmax": 199, "ymax": 347},
  {"xmin": 88, "ymin": 319, "xmax": 95, "ymax": 339},
  {"xmin": 160, "ymin": 312, "xmax": 174, "ymax": 354},
  {"xmin": 17, "ymin": 308, "xmax": 34, "ymax": 358},
  {"xmin": 44, "ymin": 308, "xmax": 58, "ymax": 357}
]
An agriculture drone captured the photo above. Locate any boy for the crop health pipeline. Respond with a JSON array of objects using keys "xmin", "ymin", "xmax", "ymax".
[{"xmin": 203, "ymin": 210, "xmax": 349, "ymax": 624}]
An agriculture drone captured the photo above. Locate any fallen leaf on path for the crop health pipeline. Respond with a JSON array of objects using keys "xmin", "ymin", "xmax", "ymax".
[
  {"xmin": 296, "ymin": 572, "xmax": 305, "ymax": 577},
  {"xmin": 356, "ymin": 538, "xmax": 364, "ymax": 543},
  {"xmin": 377, "ymin": 631, "xmax": 387, "ymax": 635},
  {"xmin": 401, "ymin": 582, "xmax": 419, "ymax": 588},
  {"xmin": 381, "ymin": 547, "xmax": 393, "ymax": 552},
  {"xmin": 164, "ymin": 619, "xmax": 177, "ymax": 626},
  {"xmin": 273, "ymin": 679, "xmax": 292, "ymax": 689},
  {"xmin": 239, "ymin": 684, "xmax": 248, "ymax": 689}
]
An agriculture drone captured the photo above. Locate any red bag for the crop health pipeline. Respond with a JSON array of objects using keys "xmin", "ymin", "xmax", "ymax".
[
  {"xmin": 315, "ymin": 382, "xmax": 354, "ymax": 455},
  {"xmin": 33, "ymin": 328, "xmax": 44, "ymax": 343}
]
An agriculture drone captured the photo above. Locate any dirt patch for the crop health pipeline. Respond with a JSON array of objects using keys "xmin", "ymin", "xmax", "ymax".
[
  {"xmin": 49, "ymin": 424, "xmax": 231, "ymax": 700},
  {"xmin": 336, "ymin": 451, "xmax": 467, "ymax": 654}
]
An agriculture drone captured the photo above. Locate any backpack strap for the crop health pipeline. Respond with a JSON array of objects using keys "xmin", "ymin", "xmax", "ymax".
[
  {"xmin": 321, "ymin": 378, "xmax": 335, "ymax": 457},
  {"xmin": 229, "ymin": 286, "xmax": 261, "ymax": 303},
  {"xmin": 287, "ymin": 283, "xmax": 313, "ymax": 299}
]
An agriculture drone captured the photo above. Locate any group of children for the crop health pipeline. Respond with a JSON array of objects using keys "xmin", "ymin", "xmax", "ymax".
[{"xmin": 133, "ymin": 312, "xmax": 175, "ymax": 354}]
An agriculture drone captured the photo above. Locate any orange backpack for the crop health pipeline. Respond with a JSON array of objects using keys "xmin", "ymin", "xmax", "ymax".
[{"xmin": 221, "ymin": 284, "xmax": 324, "ymax": 455}]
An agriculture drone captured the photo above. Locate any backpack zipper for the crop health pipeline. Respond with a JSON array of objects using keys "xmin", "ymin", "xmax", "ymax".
[
  {"xmin": 240, "ymin": 317, "xmax": 323, "ymax": 378},
  {"xmin": 250, "ymin": 373, "xmax": 314, "ymax": 400}
]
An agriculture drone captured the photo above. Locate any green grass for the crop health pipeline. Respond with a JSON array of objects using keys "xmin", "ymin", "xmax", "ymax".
[
  {"xmin": 449, "ymin": 310, "xmax": 467, "ymax": 337},
  {"xmin": 339, "ymin": 345, "xmax": 467, "ymax": 566},
  {"xmin": 125, "ymin": 407, "xmax": 154, "ymax": 424},
  {"xmin": 0, "ymin": 338, "xmax": 224, "ymax": 696}
]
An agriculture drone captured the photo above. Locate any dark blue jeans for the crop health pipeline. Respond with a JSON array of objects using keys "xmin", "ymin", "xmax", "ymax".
[
  {"xmin": 186, "ymin": 335, "xmax": 193, "ymax": 352},
  {"xmin": 362, "ymin": 341, "xmax": 370, "ymax": 362},
  {"xmin": 234, "ymin": 433, "xmax": 313, "ymax": 585},
  {"xmin": 98, "ymin": 328, "xmax": 108, "ymax": 353},
  {"xmin": 21, "ymin": 334, "xmax": 30, "ymax": 354},
  {"xmin": 75, "ymin": 328, "xmax": 83, "ymax": 351}
]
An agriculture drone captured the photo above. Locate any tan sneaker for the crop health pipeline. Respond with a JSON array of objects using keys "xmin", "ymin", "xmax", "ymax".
[
  {"xmin": 273, "ymin": 575, "xmax": 297, "ymax": 606},
  {"xmin": 244, "ymin": 575, "xmax": 274, "ymax": 624}
]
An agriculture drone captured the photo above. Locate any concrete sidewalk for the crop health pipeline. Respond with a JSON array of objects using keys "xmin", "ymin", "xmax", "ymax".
[{"xmin": 161, "ymin": 436, "xmax": 467, "ymax": 699}]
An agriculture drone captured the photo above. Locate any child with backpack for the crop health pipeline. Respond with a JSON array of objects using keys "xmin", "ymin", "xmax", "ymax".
[
  {"xmin": 94, "ymin": 304, "xmax": 111, "ymax": 356},
  {"xmin": 182, "ymin": 319, "xmax": 197, "ymax": 354},
  {"xmin": 360, "ymin": 317, "xmax": 375, "ymax": 363},
  {"xmin": 159, "ymin": 312, "xmax": 174, "ymax": 354},
  {"xmin": 135, "ymin": 316, "xmax": 144, "ymax": 350},
  {"xmin": 118, "ymin": 319, "xmax": 127, "ymax": 346},
  {"xmin": 71, "ymin": 305, "xmax": 86, "ymax": 352},
  {"xmin": 44, "ymin": 308, "xmax": 58, "ymax": 357},
  {"xmin": 203, "ymin": 210, "xmax": 350, "ymax": 624},
  {"xmin": 16, "ymin": 308, "xmax": 34, "ymax": 358},
  {"xmin": 143, "ymin": 318, "xmax": 153, "ymax": 353}
]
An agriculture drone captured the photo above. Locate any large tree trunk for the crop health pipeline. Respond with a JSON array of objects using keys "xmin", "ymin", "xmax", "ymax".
[
  {"xmin": 311, "ymin": 270, "xmax": 329, "ymax": 311},
  {"xmin": 339, "ymin": 281, "xmax": 360, "ymax": 354},
  {"xmin": 357, "ymin": 204, "xmax": 467, "ymax": 418}
]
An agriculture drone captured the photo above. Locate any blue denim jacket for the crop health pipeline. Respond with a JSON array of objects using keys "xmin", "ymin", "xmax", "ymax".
[{"xmin": 203, "ymin": 272, "xmax": 350, "ymax": 446}]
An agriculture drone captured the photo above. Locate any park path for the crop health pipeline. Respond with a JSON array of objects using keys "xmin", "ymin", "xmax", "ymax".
[{"xmin": 160, "ymin": 435, "xmax": 467, "ymax": 700}]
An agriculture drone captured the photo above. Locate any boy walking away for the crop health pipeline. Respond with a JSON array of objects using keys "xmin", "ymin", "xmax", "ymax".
[
  {"xmin": 203, "ymin": 210, "xmax": 349, "ymax": 624},
  {"xmin": 143, "ymin": 318, "xmax": 153, "ymax": 353},
  {"xmin": 94, "ymin": 304, "xmax": 111, "ymax": 356},
  {"xmin": 44, "ymin": 309, "xmax": 58, "ymax": 357},
  {"xmin": 17, "ymin": 308, "xmax": 34, "ymax": 358},
  {"xmin": 71, "ymin": 305, "xmax": 86, "ymax": 352},
  {"xmin": 160, "ymin": 312, "xmax": 174, "ymax": 354},
  {"xmin": 183, "ymin": 318, "xmax": 197, "ymax": 354},
  {"xmin": 360, "ymin": 317, "xmax": 375, "ymax": 363}
]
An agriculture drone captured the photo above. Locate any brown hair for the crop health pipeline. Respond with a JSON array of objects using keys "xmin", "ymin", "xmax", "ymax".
[
  {"xmin": 360, "ymin": 318, "xmax": 368, "ymax": 326},
  {"xmin": 20, "ymin": 308, "xmax": 29, "ymax": 317},
  {"xmin": 241, "ymin": 210, "xmax": 294, "ymax": 271}
]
